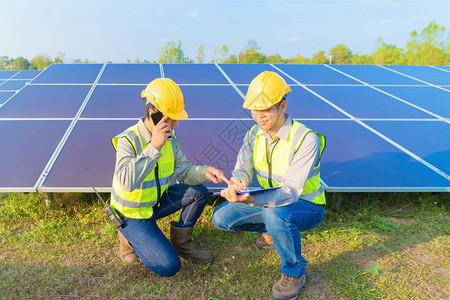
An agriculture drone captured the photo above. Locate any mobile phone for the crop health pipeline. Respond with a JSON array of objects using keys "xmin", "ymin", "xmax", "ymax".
[{"xmin": 151, "ymin": 110, "xmax": 164, "ymax": 125}]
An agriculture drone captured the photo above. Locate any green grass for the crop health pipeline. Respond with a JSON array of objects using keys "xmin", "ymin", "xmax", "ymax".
[{"xmin": 0, "ymin": 192, "xmax": 448, "ymax": 299}]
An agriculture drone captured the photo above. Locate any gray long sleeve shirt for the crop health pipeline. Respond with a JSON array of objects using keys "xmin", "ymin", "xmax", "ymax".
[
  {"xmin": 232, "ymin": 115, "xmax": 321, "ymax": 207},
  {"xmin": 114, "ymin": 117, "xmax": 209, "ymax": 192}
]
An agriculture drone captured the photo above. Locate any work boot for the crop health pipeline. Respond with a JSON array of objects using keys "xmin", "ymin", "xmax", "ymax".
[
  {"xmin": 256, "ymin": 233, "xmax": 274, "ymax": 250},
  {"xmin": 271, "ymin": 273, "xmax": 306, "ymax": 300},
  {"xmin": 170, "ymin": 221, "xmax": 214, "ymax": 264},
  {"xmin": 118, "ymin": 231, "xmax": 137, "ymax": 263}
]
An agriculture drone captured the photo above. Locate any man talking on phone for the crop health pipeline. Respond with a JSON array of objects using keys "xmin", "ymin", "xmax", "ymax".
[{"xmin": 110, "ymin": 78, "xmax": 228, "ymax": 277}]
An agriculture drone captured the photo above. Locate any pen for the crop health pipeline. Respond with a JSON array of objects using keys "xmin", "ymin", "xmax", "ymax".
[{"xmin": 230, "ymin": 171, "xmax": 245, "ymax": 188}]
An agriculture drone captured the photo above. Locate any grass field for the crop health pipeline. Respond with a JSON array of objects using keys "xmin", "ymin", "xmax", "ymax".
[{"xmin": 0, "ymin": 192, "xmax": 448, "ymax": 299}]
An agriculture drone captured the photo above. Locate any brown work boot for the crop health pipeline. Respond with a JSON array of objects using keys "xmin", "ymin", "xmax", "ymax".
[
  {"xmin": 271, "ymin": 273, "xmax": 306, "ymax": 300},
  {"xmin": 170, "ymin": 221, "xmax": 214, "ymax": 264},
  {"xmin": 256, "ymin": 233, "xmax": 274, "ymax": 250},
  {"xmin": 118, "ymin": 231, "xmax": 137, "ymax": 263}
]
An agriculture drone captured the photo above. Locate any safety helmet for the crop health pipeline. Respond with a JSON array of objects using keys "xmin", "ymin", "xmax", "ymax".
[
  {"xmin": 141, "ymin": 78, "xmax": 188, "ymax": 120},
  {"xmin": 243, "ymin": 71, "xmax": 291, "ymax": 110}
]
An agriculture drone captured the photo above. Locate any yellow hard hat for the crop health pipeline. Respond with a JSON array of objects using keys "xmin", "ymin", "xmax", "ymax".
[
  {"xmin": 141, "ymin": 78, "xmax": 188, "ymax": 120},
  {"xmin": 243, "ymin": 71, "xmax": 291, "ymax": 110}
]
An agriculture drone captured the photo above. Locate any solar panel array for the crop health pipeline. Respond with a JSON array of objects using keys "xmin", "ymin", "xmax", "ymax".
[{"xmin": 0, "ymin": 64, "xmax": 449, "ymax": 193}]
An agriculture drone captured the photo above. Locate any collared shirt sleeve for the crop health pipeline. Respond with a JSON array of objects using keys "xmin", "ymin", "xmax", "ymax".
[
  {"xmin": 252, "ymin": 132, "xmax": 320, "ymax": 207},
  {"xmin": 173, "ymin": 139, "xmax": 209, "ymax": 185},
  {"xmin": 114, "ymin": 137, "xmax": 162, "ymax": 192}
]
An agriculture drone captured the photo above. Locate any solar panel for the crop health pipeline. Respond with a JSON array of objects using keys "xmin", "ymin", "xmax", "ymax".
[
  {"xmin": 0, "ymin": 120, "xmax": 70, "ymax": 191},
  {"xmin": 0, "ymin": 71, "xmax": 19, "ymax": 79},
  {"xmin": 308, "ymin": 86, "xmax": 435, "ymax": 119},
  {"xmin": 0, "ymin": 80, "xmax": 30, "ymax": 91},
  {"xmin": 99, "ymin": 64, "xmax": 160, "ymax": 84},
  {"xmin": 0, "ymin": 92, "xmax": 15, "ymax": 105},
  {"xmin": 330, "ymin": 65, "xmax": 423, "ymax": 85},
  {"xmin": 0, "ymin": 85, "xmax": 91, "ymax": 118},
  {"xmin": 32, "ymin": 64, "xmax": 103, "ymax": 84},
  {"xmin": 382, "ymin": 65, "xmax": 450, "ymax": 85},
  {"xmin": 0, "ymin": 63, "xmax": 448, "ymax": 192},
  {"xmin": 218, "ymin": 64, "xmax": 296, "ymax": 84},
  {"xmin": 377, "ymin": 86, "xmax": 450, "ymax": 118},
  {"xmin": 274, "ymin": 64, "xmax": 360, "ymax": 84},
  {"xmin": 164, "ymin": 64, "xmax": 229, "ymax": 84}
]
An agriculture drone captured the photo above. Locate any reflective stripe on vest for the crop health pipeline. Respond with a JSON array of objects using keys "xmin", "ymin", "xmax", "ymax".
[
  {"xmin": 110, "ymin": 124, "xmax": 176, "ymax": 219},
  {"xmin": 249, "ymin": 120, "xmax": 326, "ymax": 206}
]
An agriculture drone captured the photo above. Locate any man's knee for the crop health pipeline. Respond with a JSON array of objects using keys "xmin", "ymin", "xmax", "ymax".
[
  {"xmin": 150, "ymin": 257, "xmax": 182, "ymax": 277},
  {"xmin": 211, "ymin": 202, "xmax": 231, "ymax": 230},
  {"xmin": 191, "ymin": 184, "xmax": 209, "ymax": 204}
]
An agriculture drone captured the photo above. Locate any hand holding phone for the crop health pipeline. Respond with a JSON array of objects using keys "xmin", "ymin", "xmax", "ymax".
[
  {"xmin": 151, "ymin": 114, "xmax": 173, "ymax": 150},
  {"xmin": 151, "ymin": 110, "xmax": 164, "ymax": 125}
]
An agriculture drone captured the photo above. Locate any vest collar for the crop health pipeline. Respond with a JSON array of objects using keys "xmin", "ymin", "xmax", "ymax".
[
  {"xmin": 137, "ymin": 117, "xmax": 153, "ymax": 145},
  {"xmin": 257, "ymin": 114, "xmax": 293, "ymax": 142}
]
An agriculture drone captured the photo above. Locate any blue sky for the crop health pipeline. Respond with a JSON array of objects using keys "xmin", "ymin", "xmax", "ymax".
[{"xmin": 1, "ymin": 0, "xmax": 449, "ymax": 63}]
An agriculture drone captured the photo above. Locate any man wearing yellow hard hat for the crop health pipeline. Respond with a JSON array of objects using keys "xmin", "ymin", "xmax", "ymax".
[
  {"xmin": 212, "ymin": 71, "xmax": 326, "ymax": 299},
  {"xmin": 110, "ymin": 78, "xmax": 228, "ymax": 277}
]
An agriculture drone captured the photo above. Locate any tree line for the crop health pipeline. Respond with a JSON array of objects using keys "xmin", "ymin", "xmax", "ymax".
[{"xmin": 1, "ymin": 21, "xmax": 449, "ymax": 71}]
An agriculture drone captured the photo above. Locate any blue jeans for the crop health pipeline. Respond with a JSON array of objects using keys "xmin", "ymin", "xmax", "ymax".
[
  {"xmin": 212, "ymin": 200, "xmax": 325, "ymax": 277},
  {"xmin": 118, "ymin": 183, "xmax": 209, "ymax": 277}
]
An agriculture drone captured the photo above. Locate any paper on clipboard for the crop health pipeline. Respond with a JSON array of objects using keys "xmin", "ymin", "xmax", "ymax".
[{"xmin": 211, "ymin": 186, "xmax": 281, "ymax": 197}]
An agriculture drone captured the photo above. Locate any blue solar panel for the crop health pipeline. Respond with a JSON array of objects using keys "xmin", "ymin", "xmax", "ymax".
[
  {"xmin": 81, "ymin": 85, "xmax": 145, "ymax": 118},
  {"xmin": 308, "ymin": 86, "xmax": 435, "ymax": 119},
  {"xmin": 13, "ymin": 70, "xmax": 42, "ymax": 80},
  {"xmin": 42, "ymin": 120, "xmax": 132, "ymax": 189},
  {"xmin": 174, "ymin": 119, "xmax": 253, "ymax": 188},
  {"xmin": 330, "ymin": 65, "xmax": 422, "ymax": 85},
  {"xmin": 218, "ymin": 64, "xmax": 296, "ymax": 85},
  {"xmin": 99, "ymin": 64, "xmax": 160, "ymax": 84},
  {"xmin": 32, "ymin": 64, "xmax": 103, "ymax": 84},
  {"xmin": 0, "ymin": 120, "xmax": 70, "ymax": 190},
  {"xmin": 384, "ymin": 65, "xmax": 450, "ymax": 85},
  {"xmin": 274, "ymin": 64, "xmax": 360, "ymax": 85},
  {"xmin": 163, "ymin": 64, "xmax": 229, "ymax": 84},
  {"xmin": 377, "ymin": 86, "xmax": 450, "ymax": 118},
  {"xmin": 364, "ymin": 121, "xmax": 450, "ymax": 175},
  {"xmin": 301, "ymin": 120, "xmax": 450, "ymax": 189},
  {"xmin": 1, "ymin": 63, "xmax": 449, "ymax": 192},
  {"xmin": 0, "ymin": 85, "xmax": 91, "ymax": 118},
  {"xmin": 0, "ymin": 71, "xmax": 19, "ymax": 79},
  {"xmin": 0, "ymin": 80, "xmax": 29, "ymax": 91},
  {"xmin": 0, "ymin": 92, "xmax": 15, "ymax": 105},
  {"xmin": 238, "ymin": 86, "xmax": 348, "ymax": 119},
  {"xmin": 180, "ymin": 86, "xmax": 248, "ymax": 118}
]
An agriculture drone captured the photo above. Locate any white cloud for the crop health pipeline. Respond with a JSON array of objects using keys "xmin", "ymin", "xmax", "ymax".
[
  {"xmin": 285, "ymin": 37, "xmax": 299, "ymax": 43},
  {"xmin": 185, "ymin": 10, "xmax": 199, "ymax": 18}
]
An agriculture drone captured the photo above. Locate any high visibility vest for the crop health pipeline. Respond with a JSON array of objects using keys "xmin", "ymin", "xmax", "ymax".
[
  {"xmin": 249, "ymin": 120, "xmax": 326, "ymax": 205},
  {"xmin": 110, "ymin": 124, "xmax": 176, "ymax": 219}
]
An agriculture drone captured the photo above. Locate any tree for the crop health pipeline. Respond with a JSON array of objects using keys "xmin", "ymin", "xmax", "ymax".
[
  {"xmin": 134, "ymin": 58, "xmax": 140, "ymax": 63},
  {"xmin": 403, "ymin": 22, "xmax": 448, "ymax": 65},
  {"xmin": 0, "ymin": 56, "xmax": 12, "ymax": 70},
  {"xmin": 11, "ymin": 57, "xmax": 31, "ymax": 70},
  {"xmin": 54, "ymin": 53, "xmax": 65, "ymax": 64},
  {"xmin": 329, "ymin": 44, "xmax": 352, "ymax": 64},
  {"xmin": 158, "ymin": 41, "xmax": 188, "ymax": 63},
  {"xmin": 212, "ymin": 44, "xmax": 229, "ymax": 63},
  {"xmin": 196, "ymin": 44, "xmax": 205, "ymax": 63},
  {"xmin": 372, "ymin": 38, "xmax": 403, "ymax": 65},
  {"xmin": 31, "ymin": 53, "xmax": 53, "ymax": 70},
  {"xmin": 224, "ymin": 54, "xmax": 237, "ymax": 63},
  {"xmin": 238, "ymin": 40, "xmax": 266, "ymax": 63},
  {"xmin": 310, "ymin": 51, "xmax": 328, "ymax": 64},
  {"xmin": 265, "ymin": 54, "xmax": 283, "ymax": 64}
]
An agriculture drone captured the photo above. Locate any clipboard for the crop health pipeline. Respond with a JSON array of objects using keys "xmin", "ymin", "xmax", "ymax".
[{"xmin": 211, "ymin": 186, "xmax": 281, "ymax": 197}]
